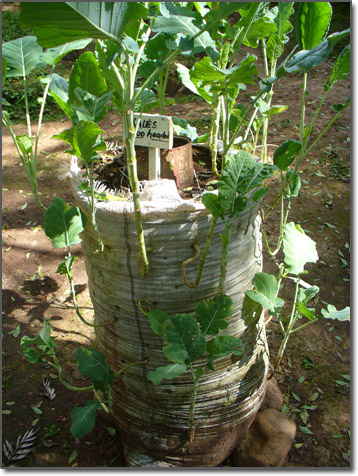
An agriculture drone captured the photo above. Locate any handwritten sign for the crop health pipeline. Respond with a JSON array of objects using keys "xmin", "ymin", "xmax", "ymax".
[
  {"xmin": 133, "ymin": 113, "xmax": 174, "ymax": 181},
  {"xmin": 133, "ymin": 113, "xmax": 173, "ymax": 149}
]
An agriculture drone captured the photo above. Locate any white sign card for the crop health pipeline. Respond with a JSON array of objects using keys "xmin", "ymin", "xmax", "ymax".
[{"xmin": 133, "ymin": 113, "xmax": 173, "ymax": 180}]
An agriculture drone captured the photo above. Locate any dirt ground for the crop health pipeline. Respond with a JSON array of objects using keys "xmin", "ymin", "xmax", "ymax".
[{"xmin": 2, "ymin": 39, "xmax": 350, "ymax": 468}]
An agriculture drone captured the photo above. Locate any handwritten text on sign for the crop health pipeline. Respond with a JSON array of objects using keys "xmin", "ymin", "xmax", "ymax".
[{"xmin": 133, "ymin": 113, "xmax": 173, "ymax": 149}]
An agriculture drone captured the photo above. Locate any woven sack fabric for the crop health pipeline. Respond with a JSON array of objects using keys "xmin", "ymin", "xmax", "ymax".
[{"xmin": 71, "ymin": 168, "xmax": 268, "ymax": 466}]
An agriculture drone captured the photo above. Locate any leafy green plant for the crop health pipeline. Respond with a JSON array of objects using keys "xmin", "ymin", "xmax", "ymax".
[
  {"xmin": 2, "ymin": 35, "xmax": 91, "ymax": 208},
  {"xmin": 147, "ymin": 293, "xmax": 243, "ymax": 441},
  {"xmin": 246, "ymin": 222, "xmax": 350, "ymax": 375},
  {"xmin": 20, "ymin": 319, "xmax": 146, "ymax": 438}
]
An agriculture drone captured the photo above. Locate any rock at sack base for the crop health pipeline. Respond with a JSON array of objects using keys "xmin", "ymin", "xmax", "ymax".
[
  {"xmin": 260, "ymin": 376, "xmax": 284, "ymax": 411},
  {"xmin": 232, "ymin": 408, "xmax": 296, "ymax": 467}
]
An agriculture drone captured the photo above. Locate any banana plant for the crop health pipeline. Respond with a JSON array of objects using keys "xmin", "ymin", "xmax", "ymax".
[
  {"xmin": 2, "ymin": 36, "xmax": 91, "ymax": 209},
  {"xmin": 246, "ymin": 222, "xmax": 350, "ymax": 375},
  {"xmin": 20, "ymin": 1, "xmax": 239, "ymax": 277}
]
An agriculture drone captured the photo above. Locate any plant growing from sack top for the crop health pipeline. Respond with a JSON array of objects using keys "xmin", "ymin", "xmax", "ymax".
[
  {"xmin": 20, "ymin": 1, "xmax": 239, "ymax": 277},
  {"xmin": 176, "ymin": 2, "xmax": 295, "ymax": 172},
  {"xmin": 2, "ymin": 36, "xmax": 91, "ymax": 209}
]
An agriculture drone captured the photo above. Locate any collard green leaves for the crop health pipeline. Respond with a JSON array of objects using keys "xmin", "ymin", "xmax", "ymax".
[
  {"xmin": 70, "ymin": 401, "xmax": 101, "ymax": 438},
  {"xmin": 283, "ymin": 222, "xmax": 318, "ymax": 275},
  {"xmin": 76, "ymin": 347, "xmax": 114, "ymax": 386},
  {"xmin": 203, "ymin": 151, "xmax": 275, "ymax": 220},
  {"xmin": 295, "ymin": 2, "xmax": 332, "ymax": 51},
  {"xmin": 163, "ymin": 315, "xmax": 206, "ymax": 364},
  {"xmin": 273, "ymin": 140, "xmax": 301, "ymax": 171},
  {"xmin": 246, "ymin": 272, "xmax": 284, "ymax": 314},
  {"xmin": 44, "ymin": 197, "xmax": 87, "ymax": 248},
  {"xmin": 195, "ymin": 294, "xmax": 233, "ymax": 336},
  {"xmin": 148, "ymin": 294, "xmax": 243, "ymax": 385}
]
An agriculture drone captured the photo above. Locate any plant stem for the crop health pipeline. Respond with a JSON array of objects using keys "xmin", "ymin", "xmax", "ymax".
[
  {"xmin": 23, "ymin": 75, "xmax": 32, "ymax": 139},
  {"xmin": 273, "ymin": 277, "xmax": 300, "ymax": 374},
  {"xmin": 218, "ymin": 221, "xmax": 232, "ymax": 294},
  {"xmin": 188, "ymin": 365, "xmax": 200, "ymax": 442},
  {"xmin": 114, "ymin": 358, "xmax": 148, "ymax": 379},
  {"xmin": 181, "ymin": 217, "xmax": 218, "ymax": 288},
  {"xmin": 124, "ymin": 109, "xmax": 149, "ymax": 277},
  {"xmin": 65, "ymin": 248, "xmax": 115, "ymax": 328},
  {"xmin": 85, "ymin": 163, "xmax": 104, "ymax": 252},
  {"xmin": 209, "ymin": 93, "xmax": 220, "ymax": 176}
]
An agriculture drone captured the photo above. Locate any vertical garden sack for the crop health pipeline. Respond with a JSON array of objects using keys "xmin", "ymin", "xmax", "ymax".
[{"xmin": 71, "ymin": 164, "xmax": 268, "ymax": 466}]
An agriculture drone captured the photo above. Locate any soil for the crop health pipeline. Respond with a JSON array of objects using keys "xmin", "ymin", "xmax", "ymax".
[{"xmin": 2, "ymin": 31, "xmax": 350, "ymax": 471}]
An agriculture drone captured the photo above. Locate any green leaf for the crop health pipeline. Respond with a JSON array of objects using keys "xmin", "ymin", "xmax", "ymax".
[
  {"xmin": 31, "ymin": 406, "xmax": 43, "ymax": 415},
  {"xmin": 8, "ymin": 324, "xmax": 21, "ymax": 338},
  {"xmin": 296, "ymin": 2, "xmax": 332, "ymax": 50},
  {"xmin": 20, "ymin": 2, "xmax": 149, "ymax": 47},
  {"xmin": 274, "ymin": 2, "xmax": 294, "ymax": 40},
  {"xmin": 15, "ymin": 135, "xmax": 33, "ymax": 157},
  {"xmin": 244, "ymin": 15, "xmax": 278, "ymax": 48},
  {"xmin": 283, "ymin": 223, "xmax": 318, "ymax": 275},
  {"xmin": 70, "ymin": 400, "xmax": 101, "ymax": 438},
  {"xmin": 21, "ymin": 319, "xmax": 54, "ymax": 349},
  {"xmin": 214, "ymin": 152, "xmax": 275, "ymax": 219},
  {"xmin": 206, "ymin": 335, "xmax": 243, "ymax": 362},
  {"xmin": 148, "ymin": 363, "xmax": 187, "ymax": 385},
  {"xmin": 40, "ymin": 39, "xmax": 92, "ymax": 66},
  {"xmin": 190, "ymin": 54, "xmax": 258, "ymax": 88},
  {"xmin": 56, "ymin": 256, "xmax": 76, "ymax": 277},
  {"xmin": 266, "ymin": 35, "xmax": 285, "ymax": 62},
  {"xmin": 297, "ymin": 301, "xmax": 315, "ymax": 321},
  {"xmin": 195, "ymin": 294, "xmax": 233, "ymax": 336},
  {"xmin": 2, "ymin": 36, "xmax": 45, "ymax": 78},
  {"xmin": 176, "ymin": 63, "xmax": 213, "ymax": 104},
  {"xmin": 69, "ymin": 52, "xmax": 107, "ymax": 104},
  {"xmin": 44, "ymin": 197, "xmax": 87, "ymax": 248},
  {"xmin": 328, "ymin": 45, "xmax": 350, "ymax": 87},
  {"xmin": 321, "ymin": 305, "xmax": 350, "ymax": 322},
  {"xmin": 153, "ymin": 4, "xmax": 218, "ymax": 60},
  {"xmin": 285, "ymin": 170, "xmax": 301, "ymax": 199},
  {"xmin": 201, "ymin": 193, "xmax": 223, "ymax": 219},
  {"xmin": 298, "ymin": 285, "xmax": 319, "ymax": 305},
  {"xmin": 246, "ymin": 272, "xmax": 283, "ymax": 312},
  {"xmin": 72, "ymin": 89, "xmax": 112, "ymax": 123},
  {"xmin": 273, "ymin": 140, "xmax": 301, "ymax": 171},
  {"xmin": 49, "ymin": 73, "xmax": 72, "ymax": 119},
  {"xmin": 148, "ymin": 309, "xmax": 169, "ymax": 337},
  {"xmin": 284, "ymin": 30, "xmax": 350, "ymax": 74},
  {"xmin": 76, "ymin": 346, "xmax": 114, "ymax": 385},
  {"xmin": 54, "ymin": 121, "xmax": 106, "ymax": 165},
  {"xmin": 68, "ymin": 449, "xmax": 77, "ymax": 464},
  {"xmin": 162, "ymin": 314, "xmax": 206, "ymax": 364},
  {"xmin": 299, "ymin": 425, "xmax": 314, "ymax": 435}
]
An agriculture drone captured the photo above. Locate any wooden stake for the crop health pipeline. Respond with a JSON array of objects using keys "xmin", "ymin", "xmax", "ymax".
[{"xmin": 148, "ymin": 147, "xmax": 161, "ymax": 181}]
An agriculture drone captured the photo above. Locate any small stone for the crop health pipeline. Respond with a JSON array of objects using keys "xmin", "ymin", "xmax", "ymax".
[
  {"xmin": 232, "ymin": 408, "xmax": 296, "ymax": 467},
  {"xmin": 260, "ymin": 376, "xmax": 284, "ymax": 411}
]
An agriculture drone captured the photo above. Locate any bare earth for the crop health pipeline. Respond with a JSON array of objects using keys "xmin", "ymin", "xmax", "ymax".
[{"xmin": 2, "ymin": 58, "xmax": 350, "ymax": 467}]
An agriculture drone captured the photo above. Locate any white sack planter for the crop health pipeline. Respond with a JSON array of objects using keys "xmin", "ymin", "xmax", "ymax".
[{"xmin": 71, "ymin": 161, "xmax": 269, "ymax": 467}]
